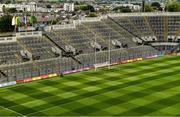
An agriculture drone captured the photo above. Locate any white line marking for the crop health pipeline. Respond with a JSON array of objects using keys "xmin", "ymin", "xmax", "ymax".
[{"xmin": 0, "ymin": 106, "xmax": 24, "ymax": 116}]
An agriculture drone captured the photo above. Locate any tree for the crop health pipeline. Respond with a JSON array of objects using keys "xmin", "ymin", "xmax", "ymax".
[
  {"xmin": 151, "ymin": 2, "xmax": 163, "ymax": 11},
  {"xmin": 79, "ymin": 5, "xmax": 88, "ymax": 11},
  {"xmin": 113, "ymin": 6, "xmax": 123, "ymax": 12},
  {"xmin": 2, "ymin": 5, "xmax": 6, "ymax": 13},
  {"xmin": 79, "ymin": 5, "xmax": 95, "ymax": 12},
  {"xmin": 75, "ymin": 1, "xmax": 80, "ymax": 5},
  {"xmin": 5, "ymin": 0, "xmax": 11, "ymax": 4},
  {"xmin": 120, "ymin": 7, "xmax": 132, "ymax": 13},
  {"xmin": 98, "ymin": 5, "xmax": 109, "ymax": 14},
  {"xmin": 6, "ymin": 8, "xmax": 17, "ymax": 13},
  {"xmin": 112, "ymin": 6, "xmax": 132, "ymax": 13},
  {"xmin": 46, "ymin": 4, "xmax": 52, "ymax": 9},
  {"xmin": 0, "ymin": 15, "xmax": 14, "ymax": 32},
  {"xmin": 151, "ymin": 2, "xmax": 161, "ymax": 9},
  {"xmin": 74, "ymin": 6, "xmax": 80, "ymax": 11},
  {"xmin": 88, "ymin": 12, "xmax": 97, "ymax": 17},
  {"xmin": 166, "ymin": 2, "xmax": 180, "ymax": 12},
  {"xmin": 87, "ymin": 5, "xmax": 95, "ymax": 12},
  {"xmin": 145, "ymin": 4, "xmax": 154, "ymax": 12}
]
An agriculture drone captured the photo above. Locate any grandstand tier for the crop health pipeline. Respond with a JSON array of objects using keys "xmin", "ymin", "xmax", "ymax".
[{"xmin": 0, "ymin": 13, "xmax": 179, "ymax": 84}]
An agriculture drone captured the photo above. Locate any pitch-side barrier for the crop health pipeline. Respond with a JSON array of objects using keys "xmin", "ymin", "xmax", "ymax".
[{"xmin": 0, "ymin": 53, "xmax": 165, "ymax": 88}]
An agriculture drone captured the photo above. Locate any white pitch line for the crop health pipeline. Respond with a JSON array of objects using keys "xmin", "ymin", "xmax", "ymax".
[{"xmin": 0, "ymin": 106, "xmax": 24, "ymax": 116}]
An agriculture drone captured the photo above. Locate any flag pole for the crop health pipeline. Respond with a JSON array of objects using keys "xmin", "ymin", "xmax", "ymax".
[
  {"xmin": 17, "ymin": 13, "xmax": 20, "ymax": 33},
  {"xmin": 95, "ymin": 33, "xmax": 97, "ymax": 71},
  {"xmin": 31, "ymin": 7, "xmax": 33, "ymax": 32},
  {"xmin": 108, "ymin": 33, "xmax": 111, "ymax": 69},
  {"xmin": 24, "ymin": 10, "xmax": 27, "ymax": 33},
  {"xmin": 12, "ymin": 16, "xmax": 16, "ymax": 39}
]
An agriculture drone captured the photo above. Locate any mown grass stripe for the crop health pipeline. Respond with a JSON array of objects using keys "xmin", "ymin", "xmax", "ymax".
[
  {"xmin": 0, "ymin": 56, "xmax": 179, "ymax": 116},
  {"xmin": 28, "ymin": 69, "xmax": 179, "ymax": 116},
  {"xmin": 7, "ymin": 63, "xmax": 179, "ymax": 114},
  {"xmin": 118, "ymin": 93, "xmax": 180, "ymax": 116},
  {"xmin": 5, "ymin": 58, "xmax": 178, "ymax": 108},
  {"xmin": 68, "ymin": 75, "xmax": 180, "ymax": 115}
]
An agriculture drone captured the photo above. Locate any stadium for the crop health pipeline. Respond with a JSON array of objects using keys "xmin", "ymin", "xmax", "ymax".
[{"xmin": 0, "ymin": 12, "xmax": 180, "ymax": 116}]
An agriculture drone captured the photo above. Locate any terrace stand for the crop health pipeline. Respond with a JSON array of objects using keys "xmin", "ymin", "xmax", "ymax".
[{"xmin": 0, "ymin": 12, "xmax": 179, "ymax": 84}]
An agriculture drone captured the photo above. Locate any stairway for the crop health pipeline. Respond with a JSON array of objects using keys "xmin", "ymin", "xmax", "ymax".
[
  {"xmin": 107, "ymin": 16, "xmax": 145, "ymax": 44},
  {"xmin": 44, "ymin": 32, "xmax": 82, "ymax": 64}
]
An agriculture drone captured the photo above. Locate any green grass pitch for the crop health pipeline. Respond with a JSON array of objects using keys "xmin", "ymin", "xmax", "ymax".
[{"xmin": 0, "ymin": 56, "xmax": 180, "ymax": 116}]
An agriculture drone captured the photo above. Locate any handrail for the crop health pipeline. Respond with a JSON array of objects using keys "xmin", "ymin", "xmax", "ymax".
[
  {"xmin": 44, "ymin": 32, "xmax": 82, "ymax": 64},
  {"xmin": 107, "ymin": 15, "xmax": 145, "ymax": 44}
]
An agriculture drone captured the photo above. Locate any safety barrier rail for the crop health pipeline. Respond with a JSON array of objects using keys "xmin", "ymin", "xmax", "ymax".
[
  {"xmin": 151, "ymin": 42, "xmax": 179, "ymax": 46},
  {"xmin": 0, "ymin": 37, "xmax": 16, "ymax": 43},
  {"xmin": 108, "ymin": 12, "xmax": 180, "ymax": 17},
  {"xmin": 0, "ymin": 52, "xmax": 166, "ymax": 88},
  {"xmin": 16, "ymin": 31, "xmax": 42, "ymax": 38}
]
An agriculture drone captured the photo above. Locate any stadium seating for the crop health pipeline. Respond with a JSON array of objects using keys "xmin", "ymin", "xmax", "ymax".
[
  {"xmin": 17, "ymin": 36, "xmax": 57, "ymax": 60},
  {"xmin": 0, "ymin": 42, "xmax": 22, "ymax": 65},
  {"xmin": 102, "ymin": 18, "xmax": 137, "ymax": 47},
  {"xmin": 0, "ymin": 13, "xmax": 179, "ymax": 83},
  {"xmin": 53, "ymin": 28, "xmax": 94, "ymax": 54}
]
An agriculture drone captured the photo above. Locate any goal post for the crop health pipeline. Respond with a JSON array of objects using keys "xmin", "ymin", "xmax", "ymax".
[{"xmin": 94, "ymin": 61, "xmax": 111, "ymax": 71}]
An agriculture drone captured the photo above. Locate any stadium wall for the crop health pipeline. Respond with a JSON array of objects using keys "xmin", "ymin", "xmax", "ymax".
[
  {"xmin": 0, "ymin": 37, "xmax": 16, "ymax": 43},
  {"xmin": 0, "ymin": 31, "xmax": 42, "ymax": 43},
  {"xmin": 16, "ymin": 31, "xmax": 42, "ymax": 38},
  {"xmin": 0, "ymin": 52, "xmax": 165, "ymax": 88}
]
